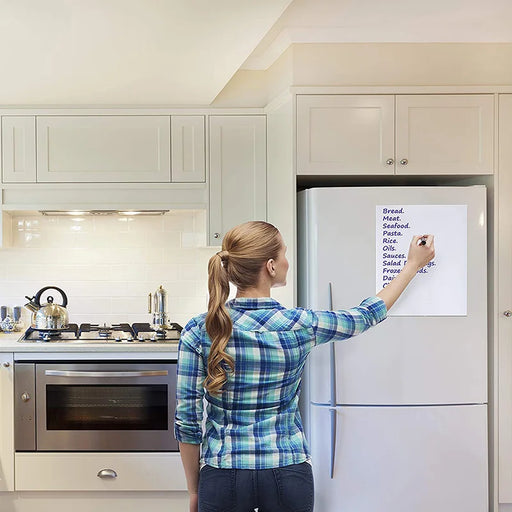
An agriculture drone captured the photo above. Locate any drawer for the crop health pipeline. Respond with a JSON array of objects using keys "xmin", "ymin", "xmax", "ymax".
[{"xmin": 15, "ymin": 452, "xmax": 187, "ymax": 491}]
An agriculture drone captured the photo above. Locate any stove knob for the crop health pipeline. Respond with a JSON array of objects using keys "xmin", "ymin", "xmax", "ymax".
[
  {"xmin": 137, "ymin": 335, "xmax": 145, "ymax": 342},
  {"xmin": 115, "ymin": 337, "xmax": 122, "ymax": 342},
  {"xmin": 126, "ymin": 336, "xmax": 133, "ymax": 342}
]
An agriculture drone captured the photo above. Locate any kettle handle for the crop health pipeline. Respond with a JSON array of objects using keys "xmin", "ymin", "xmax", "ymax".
[{"xmin": 33, "ymin": 286, "xmax": 68, "ymax": 308}]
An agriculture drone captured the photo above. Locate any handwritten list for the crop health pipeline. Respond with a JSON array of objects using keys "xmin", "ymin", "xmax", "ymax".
[{"xmin": 376, "ymin": 205, "xmax": 468, "ymax": 316}]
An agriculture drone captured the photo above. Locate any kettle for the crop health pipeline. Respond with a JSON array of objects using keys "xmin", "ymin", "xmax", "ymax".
[
  {"xmin": 24, "ymin": 286, "xmax": 69, "ymax": 331},
  {"xmin": 148, "ymin": 285, "xmax": 170, "ymax": 331}
]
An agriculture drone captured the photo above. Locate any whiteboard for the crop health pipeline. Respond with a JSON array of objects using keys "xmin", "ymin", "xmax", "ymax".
[{"xmin": 376, "ymin": 205, "xmax": 467, "ymax": 316}]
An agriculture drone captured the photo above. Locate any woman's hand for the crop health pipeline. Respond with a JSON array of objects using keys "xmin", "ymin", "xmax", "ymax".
[{"xmin": 406, "ymin": 235, "xmax": 435, "ymax": 271}]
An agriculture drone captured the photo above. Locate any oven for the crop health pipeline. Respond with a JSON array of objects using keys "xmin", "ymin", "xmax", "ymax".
[{"xmin": 15, "ymin": 360, "xmax": 178, "ymax": 452}]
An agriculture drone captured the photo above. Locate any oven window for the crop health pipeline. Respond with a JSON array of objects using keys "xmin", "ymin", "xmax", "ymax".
[{"xmin": 46, "ymin": 385, "xmax": 168, "ymax": 430}]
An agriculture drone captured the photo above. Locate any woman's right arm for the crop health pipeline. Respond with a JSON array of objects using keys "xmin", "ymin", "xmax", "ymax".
[
  {"xmin": 376, "ymin": 234, "xmax": 435, "ymax": 311},
  {"xmin": 311, "ymin": 235, "xmax": 435, "ymax": 345}
]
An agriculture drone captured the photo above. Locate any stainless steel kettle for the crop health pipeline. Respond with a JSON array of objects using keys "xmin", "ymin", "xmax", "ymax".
[
  {"xmin": 148, "ymin": 285, "xmax": 170, "ymax": 331},
  {"xmin": 24, "ymin": 286, "xmax": 69, "ymax": 331}
]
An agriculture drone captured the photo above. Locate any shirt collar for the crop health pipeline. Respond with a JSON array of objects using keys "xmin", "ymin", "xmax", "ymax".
[{"xmin": 227, "ymin": 297, "xmax": 284, "ymax": 311}]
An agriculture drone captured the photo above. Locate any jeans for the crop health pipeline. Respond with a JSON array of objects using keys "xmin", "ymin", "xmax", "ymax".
[{"xmin": 198, "ymin": 462, "xmax": 314, "ymax": 512}]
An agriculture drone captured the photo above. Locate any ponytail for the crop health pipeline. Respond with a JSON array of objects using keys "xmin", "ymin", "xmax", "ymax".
[
  {"xmin": 204, "ymin": 222, "xmax": 282, "ymax": 394},
  {"xmin": 204, "ymin": 251, "xmax": 234, "ymax": 394}
]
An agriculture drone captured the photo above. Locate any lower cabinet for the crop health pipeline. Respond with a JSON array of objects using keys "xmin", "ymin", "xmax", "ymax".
[
  {"xmin": 0, "ymin": 353, "xmax": 14, "ymax": 492},
  {"xmin": 15, "ymin": 452, "xmax": 187, "ymax": 491},
  {"xmin": 208, "ymin": 115, "xmax": 267, "ymax": 246}
]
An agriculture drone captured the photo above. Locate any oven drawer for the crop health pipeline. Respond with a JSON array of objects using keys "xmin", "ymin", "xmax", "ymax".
[{"xmin": 15, "ymin": 452, "xmax": 187, "ymax": 491}]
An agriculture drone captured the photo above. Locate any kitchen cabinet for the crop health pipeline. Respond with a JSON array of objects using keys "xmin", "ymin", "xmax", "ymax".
[
  {"xmin": 208, "ymin": 115, "xmax": 266, "ymax": 245},
  {"xmin": 0, "ymin": 353, "xmax": 14, "ymax": 492},
  {"xmin": 1, "ymin": 116, "xmax": 37, "ymax": 183},
  {"xmin": 36, "ymin": 116, "xmax": 171, "ymax": 183},
  {"xmin": 296, "ymin": 94, "xmax": 494, "ymax": 175},
  {"xmin": 15, "ymin": 452, "xmax": 186, "ymax": 491},
  {"xmin": 499, "ymin": 94, "xmax": 512, "ymax": 504},
  {"xmin": 171, "ymin": 115, "xmax": 206, "ymax": 182}
]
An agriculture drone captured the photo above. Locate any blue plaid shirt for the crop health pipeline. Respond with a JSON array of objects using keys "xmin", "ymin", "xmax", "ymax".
[{"xmin": 174, "ymin": 296, "xmax": 387, "ymax": 469}]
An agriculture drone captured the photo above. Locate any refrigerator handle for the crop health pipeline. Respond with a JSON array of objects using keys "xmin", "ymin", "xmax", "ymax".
[
  {"xmin": 328, "ymin": 282, "xmax": 337, "ymax": 479},
  {"xmin": 328, "ymin": 283, "xmax": 337, "ymax": 406},
  {"xmin": 329, "ymin": 407, "xmax": 337, "ymax": 479}
]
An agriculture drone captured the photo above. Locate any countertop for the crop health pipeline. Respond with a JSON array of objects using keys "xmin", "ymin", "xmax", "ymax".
[{"xmin": 0, "ymin": 331, "xmax": 179, "ymax": 355}]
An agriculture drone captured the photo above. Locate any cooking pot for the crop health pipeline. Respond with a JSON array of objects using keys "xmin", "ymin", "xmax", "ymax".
[{"xmin": 24, "ymin": 286, "xmax": 69, "ymax": 331}]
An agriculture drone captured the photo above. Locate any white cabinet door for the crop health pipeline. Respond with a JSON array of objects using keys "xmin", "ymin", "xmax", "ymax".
[
  {"xmin": 171, "ymin": 115, "xmax": 205, "ymax": 183},
  {"xmin": 310, "ymin": 405, "xmax": 488, "ymax": 512},
  {"xmin": 296, "ymin": 95, "xmax": 395, "ymax": 175},
  {"xmin": 208, "ymin": 116, "xmax": 266, "ymax": 246},
  {"xmin": 1, "ymin": 116, "xmax": 36, "ymax": 183},
  {"xmin": 0, "ymin": 353, "xmax": 14, "ymax": 491},
  {"xmin": 36, "ymin": 116, "xmax": 171, "ymax": 183},
  {"xmin": 499, "ymin": 94, "xmax": 512, "ymax": 503},
  {"xmin": 396, "ymin": 95, "xmax": 494, "ymax": 175}
]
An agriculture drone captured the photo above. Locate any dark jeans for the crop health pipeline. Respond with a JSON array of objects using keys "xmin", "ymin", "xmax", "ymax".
[{"xmin": 198, "ymin": 461, "xmax": 314, "ymax": 512}]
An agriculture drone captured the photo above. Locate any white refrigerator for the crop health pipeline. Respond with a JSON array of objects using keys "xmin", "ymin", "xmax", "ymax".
[{"xmin": 297, "ymin": 187, "xmax": 488, "ymax": 512}]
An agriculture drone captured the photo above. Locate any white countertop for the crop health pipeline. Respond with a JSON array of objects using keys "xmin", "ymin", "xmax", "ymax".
[{"xmin": 0, "ymin": 331, "xmax": 179, "ymax": 355}]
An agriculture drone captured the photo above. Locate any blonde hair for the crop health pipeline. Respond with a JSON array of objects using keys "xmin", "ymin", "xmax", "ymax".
[{"xmin": 204, "ymin": 221, "xmax": 282, "ymax": 394}]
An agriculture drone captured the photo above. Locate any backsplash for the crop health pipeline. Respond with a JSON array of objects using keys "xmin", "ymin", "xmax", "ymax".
[{"xmin": 0, "ymin": 210, "xmax": 218, "ymax": 330}]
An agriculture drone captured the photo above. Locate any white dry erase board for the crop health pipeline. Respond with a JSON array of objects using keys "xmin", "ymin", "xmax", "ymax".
[{"xmin": 376, "ymin": 204, "xmax": 468, "ymax": 316}]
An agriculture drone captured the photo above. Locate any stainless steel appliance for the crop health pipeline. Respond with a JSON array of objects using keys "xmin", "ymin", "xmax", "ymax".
[
  {"xmin": 18, "ymin": 322, "xmax": 182, "ymax": 343},
  {"xmin": 148, "ymin": 285, "xmax": 171, "ymax": 331},
  {"xmin": 24, "ymin": 286, "xmax": 70, "ymax": 331},
  {"xmin": 15, "ymin": 360, "xmax": 178, "ymax": 452}
]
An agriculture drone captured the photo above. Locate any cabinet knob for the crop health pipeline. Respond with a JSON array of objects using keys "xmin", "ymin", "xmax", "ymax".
[
  {"xmin": 21, "ymin": 392, "xmax": 31, "ymax": 402},
  {"xmin": 97, "ymin": 469, "xmax": 118, "ymax": 479},
  {"xmin": 213, "ymin": 232, "xmax": 220, "ymax": 239},
  {"xmin": 399, "ymin": 158, "xmax": 409, "ymax": 165},
  {"xmin": 385, "ymin": 158, "xmax": 394, "ymax": 165},
  {"xmin": 504, "ymin": 310, "xmax": 512, "ymax": 318},
  {"xmin": 2, "ymin": 362, "xmax": 10, "ymax": 368}
]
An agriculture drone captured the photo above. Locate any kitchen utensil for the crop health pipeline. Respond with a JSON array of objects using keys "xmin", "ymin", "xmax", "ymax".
[
  {"xmin": 24, "ymin": 286, "xmax": 69, "ymax": 331},
  {"xmin": 148, "ymin": 285, "xmax": 170, "ymax": 331}
]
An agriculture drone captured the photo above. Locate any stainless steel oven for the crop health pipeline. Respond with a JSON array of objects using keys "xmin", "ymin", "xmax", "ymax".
[{"xmin": 15, "ymin": 360, "xmax": 178, "ymax": 452}]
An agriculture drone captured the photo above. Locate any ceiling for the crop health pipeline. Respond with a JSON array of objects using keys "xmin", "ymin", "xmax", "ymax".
[
  {"xmin": 0, "ymin": 0, "xmax": 292, "ymax": 106},
  {"xmin": 1, "ymin": 0, "xmax": 511, "ymax": 106}
]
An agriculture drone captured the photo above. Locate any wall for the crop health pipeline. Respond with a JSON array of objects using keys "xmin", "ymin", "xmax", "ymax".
[{"xmin": 0, "ymin": 210, "xmax": 217, "ymax": 330}]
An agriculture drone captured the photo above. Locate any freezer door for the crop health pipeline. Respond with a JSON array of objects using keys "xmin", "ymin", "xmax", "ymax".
[
  {"xmin": 298, "ymin": 186, "xmax": 487, "ymax": 405},
  {"xmin": 310, "ymin": 404, "xmax": 488, "ymax": 512}
]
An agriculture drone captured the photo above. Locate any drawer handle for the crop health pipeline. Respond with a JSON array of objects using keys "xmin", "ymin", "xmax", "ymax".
[{"xmin": 97, "ymin": 468, "xmax": 118, "ymax": 479}]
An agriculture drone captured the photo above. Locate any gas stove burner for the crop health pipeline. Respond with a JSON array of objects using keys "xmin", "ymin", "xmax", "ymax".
[{"xmin": 19, "ymin": 322, "xmax": 182, "ymax": 344}]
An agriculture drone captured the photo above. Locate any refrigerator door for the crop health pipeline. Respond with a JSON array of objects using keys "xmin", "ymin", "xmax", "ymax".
[
  {"xmin": 298, "ymin": 186, "xmax": 487, "ymax": 405},
  {"xmin": 310, "ymin": 404, "xmax": 488, "ymax": 512}
]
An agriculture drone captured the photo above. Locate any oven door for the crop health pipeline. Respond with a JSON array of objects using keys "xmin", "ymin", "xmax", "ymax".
[{"xmin": 35, "ymin": 362, "xmax": 178, "ymax": 451}]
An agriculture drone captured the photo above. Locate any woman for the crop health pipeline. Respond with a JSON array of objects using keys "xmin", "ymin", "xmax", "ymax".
[{"xmin": 175, "ymin": 221, "xmax": 435, "ymax": 512}]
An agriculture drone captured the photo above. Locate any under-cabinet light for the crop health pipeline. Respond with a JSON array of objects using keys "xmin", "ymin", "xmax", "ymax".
[{"xmin": 39, "ymin": 210, "xmax": 169, "ymax": 216}]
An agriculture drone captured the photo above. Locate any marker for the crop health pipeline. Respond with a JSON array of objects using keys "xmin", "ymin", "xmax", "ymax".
[{"xmin": 419, "ymin": 236, "xmax": 427, "ymax": 246}]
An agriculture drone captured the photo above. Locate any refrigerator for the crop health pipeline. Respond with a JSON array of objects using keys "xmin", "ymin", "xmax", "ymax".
[{"xmin": 297, "ymin": 187, "xmax": 488, "ymax": 512}]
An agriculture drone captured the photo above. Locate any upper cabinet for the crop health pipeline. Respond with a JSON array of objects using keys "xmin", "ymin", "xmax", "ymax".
[
  {"xmin": 171, "ymin": 116, "xmax": 205, "ymax": 183},
  {"xmin": 297, "ymin": 95, "xmax": 395, "ymax": 175},
  {"xmin": 36, "ymin": 116, "xmax": 171, "ymax": 183},
  {"xmin": 297, "ymin": 94, "xmax": 494, "ymax": 176},
  {"xmin": 208, "ymin": 116, "xmax": 266, "ymax": 246},
  {"xmin": 1, "ymin": 116, "xmax": 37, "ymax": 182},
  {"xmin": 1, "ymin": 115, "xmax": 207, "ymax": 184}
]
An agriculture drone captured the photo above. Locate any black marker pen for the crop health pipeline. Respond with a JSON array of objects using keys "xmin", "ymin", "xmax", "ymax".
[{"xmin": 419, "ymin": 236, "xmax": 427, "ymax": 246}]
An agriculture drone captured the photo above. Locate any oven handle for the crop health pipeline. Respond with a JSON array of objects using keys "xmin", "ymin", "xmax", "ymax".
[{"xmin": 44, "ymin": 370, "xmax": 169, "ymax": 378}]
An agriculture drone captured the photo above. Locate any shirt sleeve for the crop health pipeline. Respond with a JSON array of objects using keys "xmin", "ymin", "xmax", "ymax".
[
  {"xmin": 312, "ymin": 296, "xmax": 387, "ymax": 346},
  {"xmin": 174, "ymin": 320, "xmax": 206, "ymax": 445}
]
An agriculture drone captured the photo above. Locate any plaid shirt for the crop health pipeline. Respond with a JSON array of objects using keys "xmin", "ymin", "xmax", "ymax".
[{"xmin": 174, "ymin": 296, "xmax": 387, "ymax": 469}]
